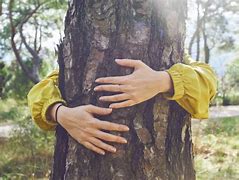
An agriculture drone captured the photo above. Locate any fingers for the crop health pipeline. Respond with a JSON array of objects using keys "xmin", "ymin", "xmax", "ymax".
[
  {"xmin": 89, "ymin": 137, "xmax": 117, "ymax": 153},
  {"xmin": 109, "ymin": 100, "xmax": 135, "ymax": 109},
  {"xmin": 92, "ymin": 129, "xmax": 128, "ymax": 144},
  {"xmin": 95, "ymin": 120, "xmax": 129, "ymax": 132},
  {"xmin": 86, "ymin": 105, "xmax": 112, "ymax": 115},
  {"xmin": 99, "ymin": 93, "xmax": 130, "ymax": 102},
  {"xmin": 83, "ymin": 142, "xmax": 105, "ymax": 155},
  {"xmin": 95, "ymin": 59, "xmax": 143, "ymax": 84},
  {"xmin": 94, "ymin": 84, "xmax": 126, "ymax": 93},
  {"xmin": 95, "ymin": 76, "xmax": 127, "ymax": 84},
  {"xmin": 115, "ymin": 59, "xmax": 143, "ymax": 68}
]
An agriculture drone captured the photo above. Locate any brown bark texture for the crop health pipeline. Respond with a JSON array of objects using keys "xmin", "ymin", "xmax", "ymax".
[{"xmin": 52, "ymin": 0, "xmax": 195, "ymax": 180}]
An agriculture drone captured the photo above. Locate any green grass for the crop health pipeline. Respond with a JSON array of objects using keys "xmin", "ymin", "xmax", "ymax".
[
  {"xmin": 0, "ymin": 137, "xmax": 53, "ymax": 179},
  {"xmin": 0, "ymin": 99, "xmax": 17, "ymax": 123},
  {"xmin": 0, "ymin": 99, "xmax": 55, "ymax": 179},
  {"xmin": 193, "ymin": 116, "xmax": 239, "ymax": 180}
]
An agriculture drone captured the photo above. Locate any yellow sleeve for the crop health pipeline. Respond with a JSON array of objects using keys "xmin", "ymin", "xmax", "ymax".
[
  {"xmin": 27, "ymin": 70, "xmax": 66, "ymax": 131},
  {"xmin": 165, "ymin": 62, "xmax": 217, "ymax": 119}
]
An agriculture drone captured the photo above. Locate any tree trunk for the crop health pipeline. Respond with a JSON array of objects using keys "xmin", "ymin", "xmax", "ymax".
[
  {"xmin": 0, "ymin": 62, "xmax": 5, "ymax": 97},
  {"xmin": 52, "ymin": 0, "xmax": 195, "ymax": 179},
  {"xmin": 202, "ymin": 7, "xmax": 210, "ymax": 64},
  {"xmin": 196, "ymin": 0, "xmax": 200, "ymax": 61},
  {"xmin": 202, "ymin": 28, "xmax": 210, "ymax": 64}
]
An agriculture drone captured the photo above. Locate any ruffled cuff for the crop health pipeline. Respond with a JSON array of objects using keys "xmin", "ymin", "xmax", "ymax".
[{"xmin": 164, "ymin": 64, "xmax": 185, "ymax": 100}]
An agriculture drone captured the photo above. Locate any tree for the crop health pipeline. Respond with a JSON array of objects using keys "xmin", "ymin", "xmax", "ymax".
[
  {"xmin": 0, "ymin": 0, "xmax": 66, "ymax": 83},
  {"xmin": 52, "ymin": 0, "xmax": 195, "ymax": 179},
  {"xmin": 188, "ymin": 0, "xmax": 239, "ymax": 63},
  {"xmin": 220, "ymin": 58, "xmax": 239, "ymax": 105},
  {"xmin": 0, "ymin": 62, "xmax": 6, "ymax": 98}
]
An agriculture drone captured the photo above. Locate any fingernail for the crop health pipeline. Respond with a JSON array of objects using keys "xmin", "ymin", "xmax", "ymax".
[
  {"xmin": 112, "ymin": 148, "xmax": 117, "ymax": 152},
  {"xmin": 109, "ymin": 105, "xmax": 113, "ymax": 108},
  {"xmin": 123, "ymin": 139, "xmax": 127, "ymax": 143},
  {"xmin": 94, "ymin": 87, "xmax": 98, "ymax": 91},
  {"xmin": 95, "ymin": 79, "xmax": 100, "ymax": 82},
  {"xmin": 99, "ymin": 97, "xmax": 103, "ymax": 100},
  {"xmin": 125, "ymin": 127, "xmax": 130, "ymax": 131},
  {"xmin": 101, "ymin": 151, "xmax": 105, "ymax": 155}
]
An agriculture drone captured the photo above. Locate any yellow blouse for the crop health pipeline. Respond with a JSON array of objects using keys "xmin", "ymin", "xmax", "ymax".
[{"xmin": 27, "ymin": 57, "xmax": 217, "ymax": 131}]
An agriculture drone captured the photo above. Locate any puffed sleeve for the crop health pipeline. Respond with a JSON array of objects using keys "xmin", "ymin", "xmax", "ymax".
[
  {"xmin": 27, "ymin": 70, "xmax": 66, "ymax": 131},
  {"xmin": 165, "ymin": 62, "xmax": 217, "ymax": 119}
]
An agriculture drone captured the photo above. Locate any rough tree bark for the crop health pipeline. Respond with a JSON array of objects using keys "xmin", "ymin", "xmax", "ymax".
[{"xmin": 52, "ymin": 0, "xmax": 195, "ymax": 179}]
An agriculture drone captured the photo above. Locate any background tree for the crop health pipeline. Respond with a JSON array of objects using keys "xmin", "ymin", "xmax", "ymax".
[
  {"xmin": 188, "ymin": 0, "xmax": 239, "ymax": 63},
  {"xmin": 0, "ymin": 62, "xmax": 6, "ymax": 98},
  {"xmin": 0, "ymin": 0, "xmax": 66, "ymax": 84},
  {"xmin": 219, "ymin": 58, "xmax": 239, "ymax": 105},
  {"xmin": 52, "ymin": 0, "xmax": 195, "ymax": 179}
]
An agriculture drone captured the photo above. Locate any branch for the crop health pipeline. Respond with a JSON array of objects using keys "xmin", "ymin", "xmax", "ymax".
[
  {"xmin": 34, "ymin": 18, "xmax": 38, "ymax": 51},
  {"xmin": 18, "ymin": 2, "xmax": 44, "ymax": 65},
  {"xmin": 188, "ymin": 0, "xmax": 211, "ymax": 57},
  {"xmin": 37, "ymin": 26, "xmax": 42, "ymax": 53},
  {"xmin": 20, "ymin": 4, "xmax": 42, "ymax": 25},
  {"xmin": 8, "ymin": 0, "xmax": 39, "ymax": 84},
  {"xmin": 19, "ymin": 23, "xmax": 42, "ymax": 65}
]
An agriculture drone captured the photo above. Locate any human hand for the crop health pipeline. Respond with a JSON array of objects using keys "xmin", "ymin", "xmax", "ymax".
[
  {"xmin": 50, "ymin": 104, "xmax": 129, "ymax": 155},
  {"xmin": 94, "ymin": 59, "xmax": 173, "ymax": 109}
]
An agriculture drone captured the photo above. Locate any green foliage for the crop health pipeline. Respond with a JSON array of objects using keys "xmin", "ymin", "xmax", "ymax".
[
  {"xmin": 193, "ymin": 116, "xmax": 239, "ymax": 180},
  {"xmin": 0, "ymin": 99, "xmax": 55, "ymax": 179},
  {"xmin": 217, "ymin": 58, "xmax": 239, "ymax": 105},
  {"xmin": 2, "ymin": 62, "xmax": 34, "ymax": 100},
  {"xmin": 0, "ymin": 99, "xmax": 26, "ymax": 123},
  {"xmin": 223, "ymin": 95, "xmax": 239, "ymax": 106},
  {"xmin": 1, "ymin": 57, "xmax": 58, "ymax": 100},
  {"xmin": 213, "ymin": 94, "xmax": 239, "ymax": 106},
  {"xmin": 0, "ymin": 0, "xmax": 67, "ymax": 83},
  {"xmin": 226, "ymin": 58, "xmax": 239, "ymax": 89},
  {"xmin": 204, "ymin": 116, "xmax": 239, "ymax": 136}
]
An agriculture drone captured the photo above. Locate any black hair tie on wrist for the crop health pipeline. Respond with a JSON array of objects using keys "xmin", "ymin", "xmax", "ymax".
[{"xmin": 55, "ymin": 104, "xmax": 64, "ymax": 124}]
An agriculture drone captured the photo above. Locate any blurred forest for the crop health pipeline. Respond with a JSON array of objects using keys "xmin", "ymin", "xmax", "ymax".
[{"xmin": 0, "ymin": 0, "xmax": 238, "ymax": 179}]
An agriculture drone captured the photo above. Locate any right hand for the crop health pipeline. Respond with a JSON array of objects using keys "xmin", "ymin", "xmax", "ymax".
[{"xmin": 50, "ymin": 104, "xmax": 129, "ymax": 155}]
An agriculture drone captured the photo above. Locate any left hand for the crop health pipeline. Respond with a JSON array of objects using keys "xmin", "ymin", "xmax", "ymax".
[{"xmin": 94, "ymin": 59, "xmax": 173, "ymax": 109}]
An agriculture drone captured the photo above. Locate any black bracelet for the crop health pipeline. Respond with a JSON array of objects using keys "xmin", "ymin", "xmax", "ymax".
[{"xmin": 55, "ymin": 104, "xmax": 64, "ymax": 124}]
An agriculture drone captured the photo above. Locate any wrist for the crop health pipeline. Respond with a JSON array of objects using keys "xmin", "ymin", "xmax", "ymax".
[
  {"xmin": 48, "ymin": 103, "xmax": 68, "ymax": 124},
  {"xmin": 156, "ymin": 71, "xmax": 173, "ymax": 93},
  {"xmin": 56, "ymin": 105, "xmax": 69, "ymax": 125}
]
